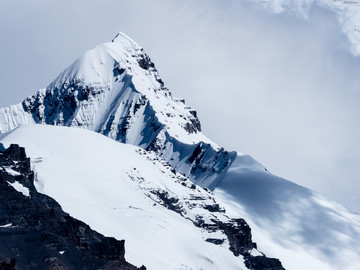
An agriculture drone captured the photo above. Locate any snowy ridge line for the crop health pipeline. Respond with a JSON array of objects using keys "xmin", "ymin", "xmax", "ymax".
[
  {"xmin": 130, "ymin": 148, "xmax": 284, "ymax": 269},
  {"xmin": 214, "ymin": 153, "xmax": 360, "ymax": 270}
]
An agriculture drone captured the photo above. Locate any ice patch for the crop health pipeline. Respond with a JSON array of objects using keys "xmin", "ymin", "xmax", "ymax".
[{"xmin": 8, "ymin": 181, "xmax": 30, "ymax": 197}]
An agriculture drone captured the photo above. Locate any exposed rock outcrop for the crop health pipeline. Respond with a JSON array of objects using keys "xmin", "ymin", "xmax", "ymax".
[{"xmin": 131, "ymin": 149, "xmax": 285, "ymax": 270}]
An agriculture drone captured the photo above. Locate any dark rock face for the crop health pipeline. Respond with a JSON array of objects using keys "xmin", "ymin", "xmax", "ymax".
[
  {"xmin": 195, "ymin": 217, "xmax": 285, "ymax": 270},
  {"xmin": 205, "ymin": 238, "xmax": 225, "ymax": 245},
  {"xmin": 150, "ymin": 190, "xmax": 182, "ymax": 214},
  {"xmin": 185, "ymin": 142, "xmax": 236, "ymax": 188},
  {"xmin": 194, "ymin": 217, "xmax": 254, "ymax": 256},
  {"xmin": 203, "ymin": 203, "xmax": 223, "ymax": 212},
  {"xmin": 22, "ymin": 81, "xmax": 87, "ymax": 126},
  {"xmin": 244, "ymin": 255, "xmax": 284, "ymax": 270},
  {"xmin": 0, "ymin": 144, "xmax": 145, "ymax": 270},
  {"xmin": 136, "ymin": 49, "xmax": 164, "ymax": 86},
  {"xmin": 0, "ymin": 259, "xmax": 16, "ymax": 270}
]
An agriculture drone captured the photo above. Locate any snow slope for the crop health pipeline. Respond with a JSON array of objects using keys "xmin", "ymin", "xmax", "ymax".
[
  {"xmin": 2, "ymin": 126, "xmax": 359, "ymax": 270},
  {"xmin": 0, "ymin": 104, "xmax": 35, "ymax": 132},
  {"xmin": 214, "ymin": 154, "xmax": 360, "ymax": 270},
  {"xmin": 0, "ymin": 125, "xmax": 255, "ymax": 270}
]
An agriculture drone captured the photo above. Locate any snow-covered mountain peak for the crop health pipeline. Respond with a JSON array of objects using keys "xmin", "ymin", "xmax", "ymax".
[
  {"xmin": 49, "ymin": 44, "xmax": 116, "ymax": 86},
  {"xmin": 111, "ymin": 31, "xmax": 141, "ymax": 49},
  {"xmin": 2, "ymin": 32, "xmax": 203, "ymax": 140},
  {"xmin": 48, "ymin": 31, "xmax": 156, "ymax": 86},
  {"xmin": 0, "ymin": 32, "xmax": 234, "ymax": 187}
]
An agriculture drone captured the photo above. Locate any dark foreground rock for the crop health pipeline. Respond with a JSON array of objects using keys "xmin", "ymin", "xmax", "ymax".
[
  {"xmin": 0, "ymin": 143, "xmax": 145, "ymax": 270},
  {"xmin": 244, "ymin": 255, "xmax": 284, "ymax": 270}
]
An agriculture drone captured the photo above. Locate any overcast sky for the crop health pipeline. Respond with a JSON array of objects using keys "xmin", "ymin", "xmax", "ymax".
[{"xmin": 1, "ymin": 0, "xmax": 360, "ymax": 212}]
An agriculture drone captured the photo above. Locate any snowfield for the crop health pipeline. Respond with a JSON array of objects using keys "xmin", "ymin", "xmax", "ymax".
[
  {"xmin": 1, "ymin": 124, "xmax": 360, "ymax": 270},
  {"xmin": 0, "ymin": 125, "xmax": 247, "ymax": 270},
  {"xmin": 214, "ymin": 154, "xmax": 360, "ymax": 270}
]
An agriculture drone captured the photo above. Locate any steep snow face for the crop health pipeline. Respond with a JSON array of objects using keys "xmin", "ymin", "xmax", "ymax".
[
  {"xmin": 213, "ymin": 155, "xmax": 360, "ymax": 270},
  {"xmin": 19, "ymin": 32, "xmax": 203, "ymax": 142},
  {"xmin": 0, "ymin": 125, "xmax": 281, "ymax": 270},
  {"xmin": 0, "ymin": 32, "xmax": 235, "ymax": 186},
  {"xmin": 0, "ymin": 104, "xmax": 35, "ymax": 133}
]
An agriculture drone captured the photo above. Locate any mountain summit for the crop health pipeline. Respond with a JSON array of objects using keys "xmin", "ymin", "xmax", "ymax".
[{"xmin": 0, "ymin": 32, "xmax": 235, "ymax": 188}]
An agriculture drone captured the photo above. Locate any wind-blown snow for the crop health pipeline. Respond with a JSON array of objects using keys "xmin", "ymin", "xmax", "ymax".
[
  {"xmin": 0, "ymin": 125, "xmax": 247, "ymax": 270},
  {"xmin": 213, "ymin": 154, "xmax": 360, "ymax": 270},
  {"xmin": 256, "ymin": 0, "xmax": 360, "ymax": 55}
]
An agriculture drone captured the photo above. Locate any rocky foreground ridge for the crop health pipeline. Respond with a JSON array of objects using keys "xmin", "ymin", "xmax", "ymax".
[{"xmin": 0, "ymin": 143, "xmax": 145, "ymax": 270}]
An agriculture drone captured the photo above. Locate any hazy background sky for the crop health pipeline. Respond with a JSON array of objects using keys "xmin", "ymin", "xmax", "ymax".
[{"xmin": 1, "ymin": 0, "xmax": 360, "ymax": 212}]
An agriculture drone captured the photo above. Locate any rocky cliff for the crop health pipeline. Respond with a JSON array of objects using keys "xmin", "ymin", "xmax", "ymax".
[{"xmin": 0, "ymin": 143, "xmax": 145, "ymax": 270}]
